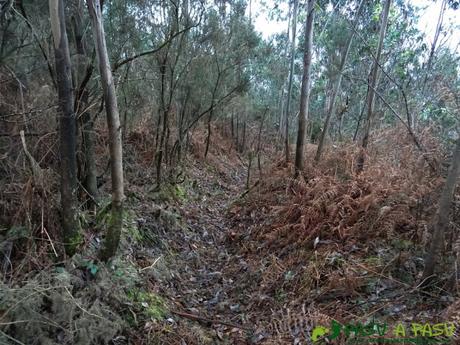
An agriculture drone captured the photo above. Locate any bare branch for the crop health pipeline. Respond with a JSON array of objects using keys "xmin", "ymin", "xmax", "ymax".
[{"xmin": 112, "ymin": 18, "xmax": 202, "ymax": 72}]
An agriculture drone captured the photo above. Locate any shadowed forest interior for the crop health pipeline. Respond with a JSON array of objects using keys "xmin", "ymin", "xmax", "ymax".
[{"xmin": 0, "ymin": 0, "xmax": 460, "ymax": 344}]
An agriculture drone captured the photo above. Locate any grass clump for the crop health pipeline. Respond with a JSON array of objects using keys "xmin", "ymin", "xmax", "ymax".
[{"xmin": 126, "ymin": 288, "xmax": 168, "ymax": 323}]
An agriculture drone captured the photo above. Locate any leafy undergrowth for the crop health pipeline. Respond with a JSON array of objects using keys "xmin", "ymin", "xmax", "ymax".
[
  {"xmin": 0, "ymin": 189, "xmax": 182, "ymax": 345},
  {"xmin": 2, "ymin": 122, "xmax": 460, "ymax": 345},
  {"xmin": 0, "ymin": 121, "xmax": 252, "ymax": 344},
  {"xmin": 227, "ymin": 127, "xmax": 460, "ymax": 343}
]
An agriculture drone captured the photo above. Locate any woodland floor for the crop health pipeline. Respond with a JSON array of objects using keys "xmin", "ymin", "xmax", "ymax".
[
  {"xmin": 121, "ymin": 126, "xmax": 460, "ymax": 345},
  {"xmin": 123, "ymin": 129, "xmax": 460, "ymax": 345},
  {"xmin": 129, "ymin": 152, "xmax": 263, "ymax": 344}
]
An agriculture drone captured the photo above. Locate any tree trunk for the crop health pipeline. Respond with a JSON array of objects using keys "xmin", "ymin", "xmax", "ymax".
[
  {"xmin": 231, "ymin": 110, "xmax": 234, "ymax": 139},
  {"xmin": 246, "ymin": 153, "xmax": 253, "ymax": 190},
  {"xmin": 176, "ymin": 90, "xmax": 189, "ymax": 163},
  {"xmin": 164, "ymin": 108, "xmax": 171, "ymax": 167},
  {"xmin": 278, "ymin": 90, "xmax": 284, "ymax": 139},
  {"xmin": 284, "ymin": 0, "xmax": 298, "ymax": 163},
  {"xmin": 155, "ymin": 55, "xmax": 167, "ymax": 190},
  {"xmin": 87, "ymin": 0, "xmax": 124, "ymax": 261},
  {"xmin": 73, "ymin": 0, "xmax": 98, "ymax": 208},
  {"xmin": 279, "ymin": 3, "xmax": 292, "ymax": 140},
  {"xmin": 294, "ymin": 0, "xmax": 315, "ymax": 176},
  {"xmin": 204, "ymin": 110, "xmax": 213, "ymax": 158},
  {"xmin": 353, "ymin": 92, "xmax": 368, "ymax": 141},
  {"xmin": 236, "ymin": 112, "xmax": 240, "ymax": 150},
  {"xmin": 356, "ymin": 0, "xmax": 391, "ymax": 173},
  {"xmin": 81, "ymin": 107, "xmax": 98, "ymax": 206},
  {"xmin": 315, "ymin": 0, "xmax": 363, "ymax": 162},
  {"xmin": 241, "ymin": 119, "xmax": 247, "ymax": 153},
  {"xmin": 423, "ymin": 138, "xmax": 460, "ymax": 282},
  {"xmin": 422, "ymin": 0, "xmax": 447, "ymax": 92},
  {"xmin": 257, "ymin": 108, "xmax": 268, "ymax": 177},
  {"xmin": 337, "ymin": 103, "xmax": 348, "ymax": 141},
  {"xmin": 49, "ymin": 0, "xmax": 81, "ymax": 255}
]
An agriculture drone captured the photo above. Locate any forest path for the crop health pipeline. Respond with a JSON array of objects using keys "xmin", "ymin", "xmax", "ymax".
[{"xmin": 152, "ymin": 158, "xmax": 263, "ymax": 344}]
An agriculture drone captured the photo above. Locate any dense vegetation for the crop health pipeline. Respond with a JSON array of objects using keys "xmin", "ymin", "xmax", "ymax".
[{"xmin": 0, "ymin": 0, "xmax": 459, "ymax": 344}]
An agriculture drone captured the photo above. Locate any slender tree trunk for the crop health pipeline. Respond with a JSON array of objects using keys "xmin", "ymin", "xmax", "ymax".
[
  {"xmin": 294, "ymin": 0, "xmax": 315, "ymax": 176},
  {"xmin": 87, "ymin": 0, "xmax": 124, "ymax": 261},
  {"xmin": 422, "ymin": 0, "xmax": 447, "ymax": 92},
  {"xmin": 315, "ymin": 0, "xmax": 363, "ymax": 162},
  {"xmin": 356, "ymin": 0, "xmax": 391, "ymax": 173},
  {"xmin": 246, "ymin": 153, "xmax": 253, "ymax": 190},
  {"xmin": 284, "ymin": 0, "xmax": 298, "ymax": 163},
  {"xmin": 236, "ymin": 112, "xmax": 240, "ymax": 150},
  {"xmin": 155, "ymin": 55, "xmax": 168, "ymax": 190},
  {"xmin": 73, "ymin": 0, "xmax": 98, "ymax": 207},
  {"xmin": 337, "ymin": 103, "xmax": 348, "ymax": 141},
  {"xmin": 241, "ymin": 119, "xmax": 247, "ymax": 153},
  {"xmin": 205, "ymin": 62, "xmax": 221, "ymax": 158},
  {"xmin": 49, "ymin": 0, "xmax": 81, "ymax": 255},
  {"xmin": 81, "ymin": 106, "xmax": 97, "ymax": 205},
  {"xmin": 279, "ymin": 3, "xmax": 292, "ymax": 140},
  {"xmin": 353, "ymin": 92, "xmax": 368, "ymax": 141},
  {"xmin": 154, "ymin": 107, "xmax": 162, "ymax": 155},
  {"xmin": 204, "ymin": 110, "xmax": 213, "ymax": 158},
  {"xmin": 121, "ymin": 64, "xmax": 131, "ymax": 137},
  {"xmin": 257, "ymin": 108, "xmax": 268, "ymax": 177},
  {"xmin": 423, "ymin": 138, "xmax": 460, "ymax": 282},
  {"xmin": 231, "ymin": 111, "xmax": 234, "ymax": 139},
  {"xmin": 176, "ymin": 90, "xmax": 189, "ymax": 163},
  {"xmin": 278, "ymin": 89, "xmax": 284, "ymax": 138},
  {"xmin": 164, "ymin": 109, "xmax": 171, "ymax": 166}
]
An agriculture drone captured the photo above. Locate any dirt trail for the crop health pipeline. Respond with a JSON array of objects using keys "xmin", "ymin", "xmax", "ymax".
[{"xmin": 148, "ymin": 159, "xmax": 265, "ymax": 344}]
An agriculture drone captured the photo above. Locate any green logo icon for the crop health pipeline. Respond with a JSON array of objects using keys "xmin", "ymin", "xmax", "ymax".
[{"xmin": 311, "ymin": 325, "xmax": 330, "ymax": 342}]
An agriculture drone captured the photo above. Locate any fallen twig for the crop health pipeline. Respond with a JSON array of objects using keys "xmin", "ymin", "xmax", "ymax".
[{"xmin": 139, "ymin": 255, "xmax": 162, "ymax": 272}]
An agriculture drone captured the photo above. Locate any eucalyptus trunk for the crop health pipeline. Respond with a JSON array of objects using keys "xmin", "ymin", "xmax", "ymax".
[
  {"xmin": 284, "ymin": 0, "xmax": 298, "ymax": 163},
  {"xmin": 315, "ymin": 0, "xmax": 363, "ymax": 162},
  {"xmin": 423, "ymin": 138, "xmax": 460, "ymax": 282},
  {"xmin": 279, "ymin": 3, "xmax": 292, "ymax": 139},
  {"xmin": 294, "ymin": 0, "xmax": 315, "ymax": 176},
  {"xmin": 49, "ymin": 0, "xmax": 81, "ymax": 255},
  {"xmin": 73, "ymin": 0, "xmax": 97, "ymax": 207},
  {"xmin": 422, "ymin": 0, "xmax": 447, "ymax": 92},
  {"xmin": 356, "ymin": 0, "xmax": 391, "ymax": 173},
  {"xmin": 87, "ymin": 0, "xmax": 124, "ymax": 261}
]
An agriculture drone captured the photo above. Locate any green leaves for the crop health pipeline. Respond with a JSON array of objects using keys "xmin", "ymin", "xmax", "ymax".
[
  {"xmin": 87, "ymin": 261, "xmax": 99, "ymax": 275},
  {"xmin": 71, "ymin": 254, "xmax": 100, "ymax": 276}
]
